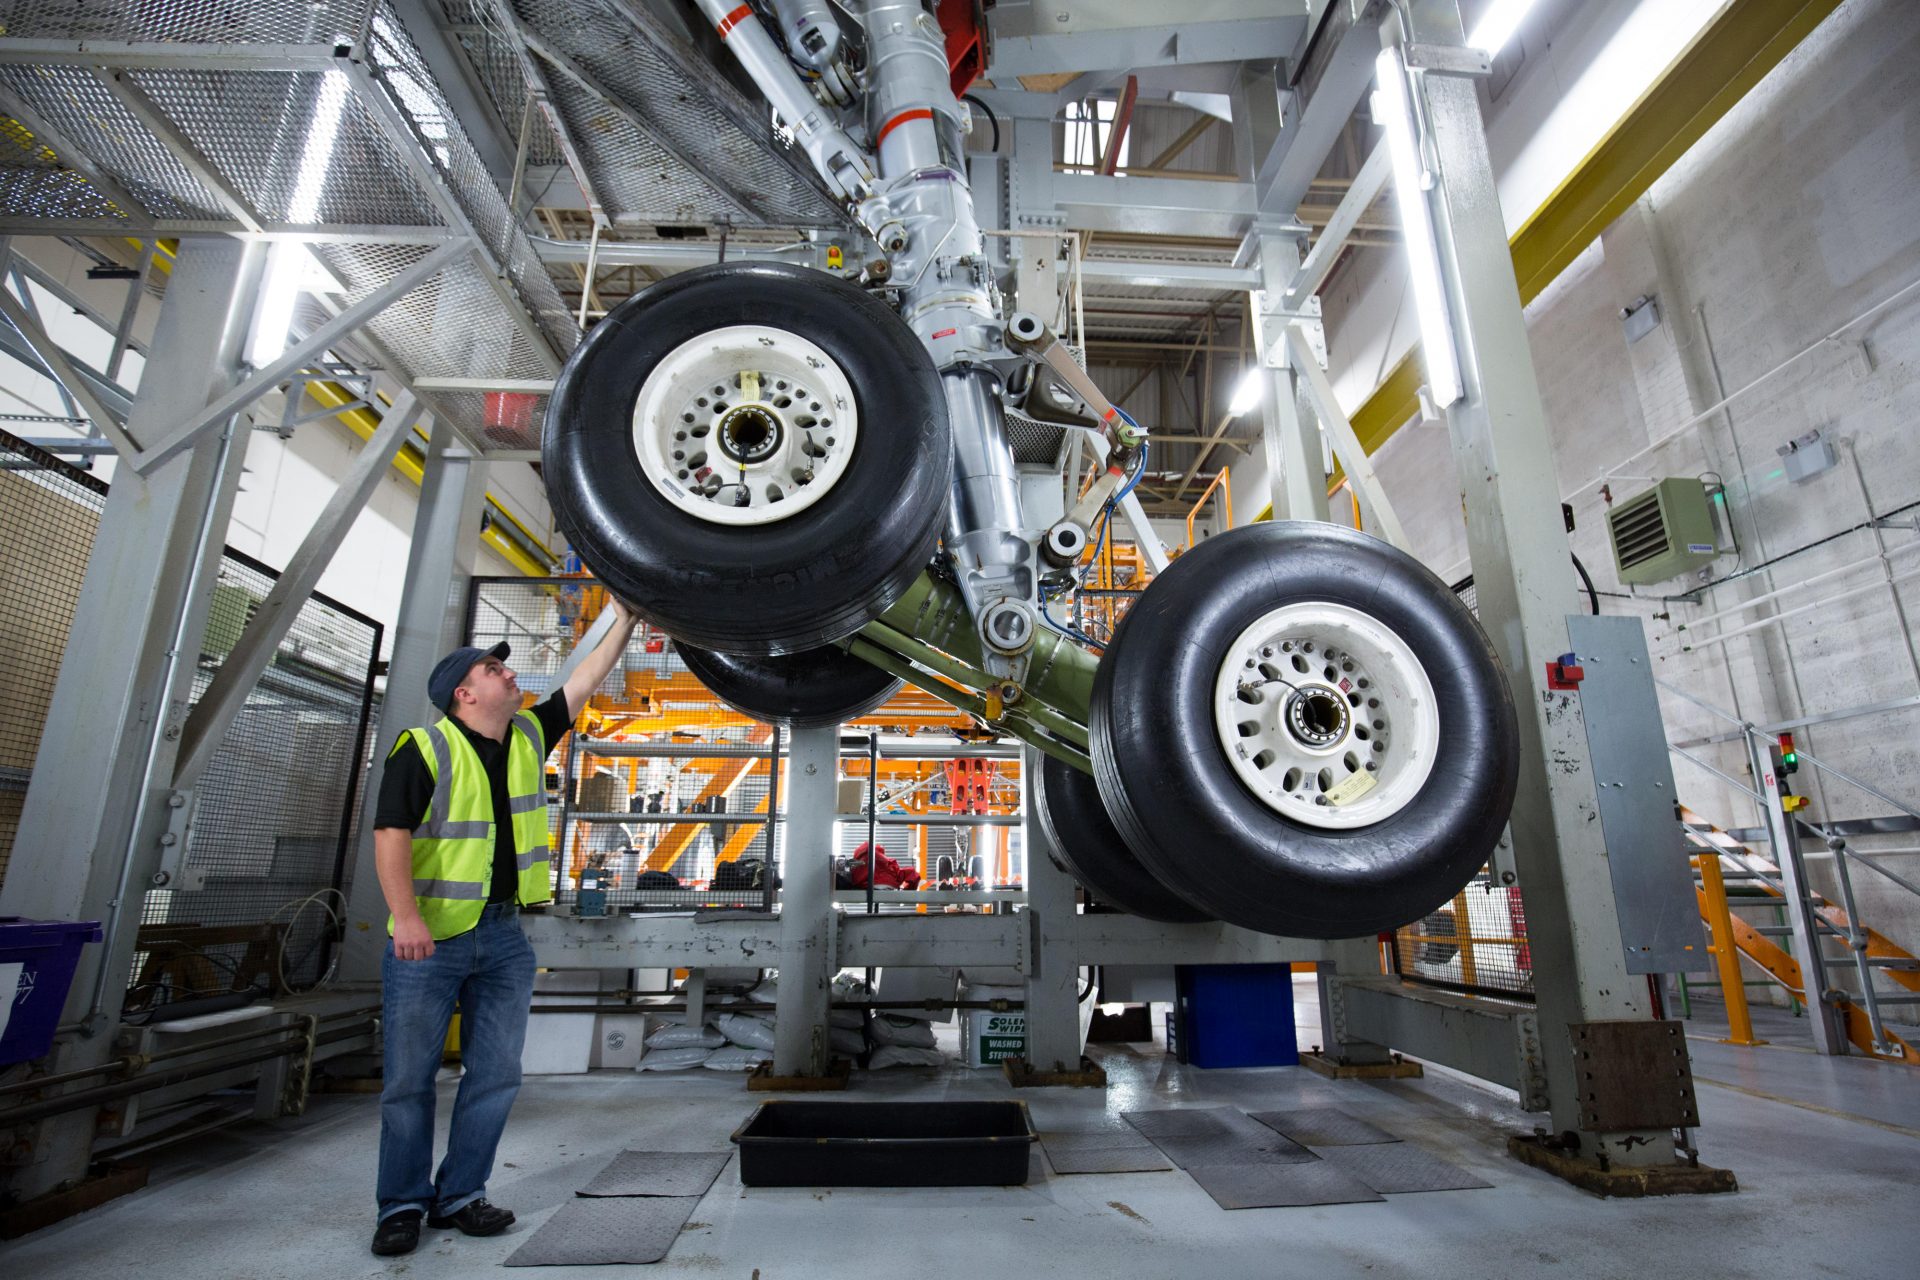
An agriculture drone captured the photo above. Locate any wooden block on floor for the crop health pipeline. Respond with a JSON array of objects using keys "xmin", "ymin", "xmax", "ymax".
[{"xmin": 1298, "ymin": 1050, "xmax": 1423, "ymax": 1081}]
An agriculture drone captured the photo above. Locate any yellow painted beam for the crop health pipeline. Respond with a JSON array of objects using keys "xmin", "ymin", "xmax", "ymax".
[{"xmin": 1258, "ymin": 0, "xmax": 1844, "ymax": 521}]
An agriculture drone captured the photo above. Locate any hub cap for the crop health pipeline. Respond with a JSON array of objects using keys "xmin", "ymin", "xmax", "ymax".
[
  {"xmin": 1211, "ymin": 601, "xmax": 1440, "ymax": 829},
  {"xmin": 630, "ymin": 325, "xmax": 858, "ymax": 526}
]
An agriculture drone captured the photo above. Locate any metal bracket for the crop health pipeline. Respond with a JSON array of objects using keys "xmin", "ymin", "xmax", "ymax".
[
  {"xmin": 1404, "ymin": 43, "xmax": 1494, "ymax": 77},
  {"xmin": 1568, "ymin": 1020, "xmax": 1700, "ymax": 1131},
  {"xmin": 1252, "ymin": 290, "xmax": 1326, "ymax": 371}
]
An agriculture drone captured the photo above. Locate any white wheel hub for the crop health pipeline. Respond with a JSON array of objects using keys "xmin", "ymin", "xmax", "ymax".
[
  {"xmin": 1212, "ymin": 602, "xmax": 1439, "ymax": 830},
  {"xmin": 630, "ymin": 325, "xmax": 858, "ymax": 526}
]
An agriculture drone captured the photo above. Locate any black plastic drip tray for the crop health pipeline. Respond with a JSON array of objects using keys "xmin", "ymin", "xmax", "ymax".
[{"xmin": 732, "ymin": 1100, "xmax": 1037, "ymax": 1187}]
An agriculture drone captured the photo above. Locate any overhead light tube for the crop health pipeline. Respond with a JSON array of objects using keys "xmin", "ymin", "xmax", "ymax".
[
  {"xmin": 1468, "ymin": 0, "xmax": 1539, "ymax": 56},
  {"xmin": 248, "ymin": 71, "xmax": 348, "ymax": 366},
  {"xmin": 1373, "ymin": 46, "xmax": 1464, "ymax": 409}
]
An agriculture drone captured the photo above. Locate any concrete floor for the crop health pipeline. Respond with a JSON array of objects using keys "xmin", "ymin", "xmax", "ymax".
[{"xmin": 3, "ymin": 982, "xmax": 1917, "ymax": 1279}]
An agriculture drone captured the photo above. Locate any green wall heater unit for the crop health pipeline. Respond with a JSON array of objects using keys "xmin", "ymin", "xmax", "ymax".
[{"xmin": 1607, "ymin": 478, "xmax": 1720, "ymax": 586}]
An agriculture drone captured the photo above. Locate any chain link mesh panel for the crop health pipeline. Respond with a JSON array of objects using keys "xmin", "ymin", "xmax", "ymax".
[
  {"xmin": 473, "ymin": 0, "xmax": 846, "ymax": 228},
  {"xmin": 0, "ymin": 112, "xmax": 129, "ymax": 221},
  {"xmin": 132, "ymin": 548, "xmax": 381, "ymax": 1012},
  {"xmin": 310, "ymin": 241, "xmax": 558, "ymax": 393},
  {"xmin": 0, "ymin": 431, "xmax": 108, "ymax": 889},
  {"xmin": 0, "ymin": 65, "xmax": 229, "ymax": 221},
  {"xmin": 125, "ymin": 67, "xmax": 446, "ymax": 226},
  {"xmin": 0, "ymin": 0, "xmax": 375, "ymax": 44},
  {"xmin": 0, "ymin": 430, "xmax": 380, "ymax": 1010},
  {"xmin": 443, "ymin": 2, "xmax": 567, "ymax": 170},
  {"xmin": 366, "ymin": 1, "xmax": 579, "ymax": 358}
]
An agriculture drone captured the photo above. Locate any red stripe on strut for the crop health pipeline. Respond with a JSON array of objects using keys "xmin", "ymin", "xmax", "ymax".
[
  {"xmin": 716, "ymin": 4, "xmax": 753, "ymax": 37},
  {"xmin": 876, "ymin": 108, "xmax": 934, "ymax": 146}
]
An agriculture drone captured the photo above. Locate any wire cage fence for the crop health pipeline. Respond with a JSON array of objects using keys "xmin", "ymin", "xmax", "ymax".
[
  {"xmin": 467, "ymin": 575, "xmax": 783, "ymax": 914},
  {"xmin": 0, "ymin": 428, "xmax": 382, "ymax": 1016},
  {"xmin": 467, "ymin": 574, "xmax": 1039, "ymax": 917}
]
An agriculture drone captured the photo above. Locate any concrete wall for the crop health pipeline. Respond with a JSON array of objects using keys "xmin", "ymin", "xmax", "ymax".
[{"xmin": 1358, "ymin": 0, "xmax": 1920, "ymax": 992}]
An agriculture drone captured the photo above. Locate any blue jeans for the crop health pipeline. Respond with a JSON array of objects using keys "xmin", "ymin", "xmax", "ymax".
[{"xmin": 377, "ymin": 902, "xmax": 536, "ymax": 1222}]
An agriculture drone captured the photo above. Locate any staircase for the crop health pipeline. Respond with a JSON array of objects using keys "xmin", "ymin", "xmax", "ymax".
[{"xmin": 1682, "ymin": 805, "xmax": 1918, "ymax": 1063}]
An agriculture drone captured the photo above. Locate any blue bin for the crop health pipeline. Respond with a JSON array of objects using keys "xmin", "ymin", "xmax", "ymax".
[
  {"xmin": 1173, "ymin": 964, "xmax": 1299, "ymax": 1068},
  {"xmin": 1, "ymin": 917, "xmax": 104, "ymax": 1066}
]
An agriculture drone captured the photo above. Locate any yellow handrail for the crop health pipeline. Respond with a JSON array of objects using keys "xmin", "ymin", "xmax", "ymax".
[{"xmin": 1185, "ymin": 466, "xmax": 1232, "ymax": 550}]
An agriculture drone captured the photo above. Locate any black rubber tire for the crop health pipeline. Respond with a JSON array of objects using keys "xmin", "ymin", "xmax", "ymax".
[
  {"xmin": 1034, "ymin": 754, "xmax": 1212, "ymax": 923},
  {"xmin": 543, "ymin": 262, "xmax": 951, "ymax": 655},
  {"xmin": 1090, "ymin": 522, "xmax": 1520, "ymax": 939},
  {"xmin": 677, "ymin": 642, "xmax": 904, "ymax": 729}
]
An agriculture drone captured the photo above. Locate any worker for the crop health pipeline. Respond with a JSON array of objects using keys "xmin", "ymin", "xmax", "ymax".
[{"xmin": 369, "ymin": 601, "xmax": 639, "ymax": 1258}]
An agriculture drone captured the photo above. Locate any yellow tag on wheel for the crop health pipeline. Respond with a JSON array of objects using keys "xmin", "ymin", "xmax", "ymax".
[
  {"xmin": 740, "ymin": 369, "xmax": 759, "ymax": 402},
  {"xmin": 1326, "ymin": 770, "xmax": 1378, "ymax": 807}
]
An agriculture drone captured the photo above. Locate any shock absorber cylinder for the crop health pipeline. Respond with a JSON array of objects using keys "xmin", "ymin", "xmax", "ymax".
[{"xmin": 861, "ymin": 0, "xmax": 1040, "ymax": 674}]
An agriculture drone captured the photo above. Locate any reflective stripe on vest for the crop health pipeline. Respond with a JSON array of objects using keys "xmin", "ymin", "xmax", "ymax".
[{"xmin": 391, "ymin": 711, "xmax": 553, "ymax": 940}]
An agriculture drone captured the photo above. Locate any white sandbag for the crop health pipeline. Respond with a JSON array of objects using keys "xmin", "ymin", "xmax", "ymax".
[
  {"xmin": 959, "ymin": 982, "xmax": 1024, "ymax": 1004},
  {"xmin": 830, "ymin": 1025, "xmax": 865, "ymax": 1057},
  {"xmin": 830, "ymin": 973, "xmax": 870, "ymax": 1028},
  {"xmin": 869, "ymin": 1013, "xmax": 936, "ymax": 1048},
  {"xmin": 959, "ymin": 967, "xmax": 1026, "ymax": 987},
  {"xmin": 867, "ymin": 1044, "xmax": 946, "ymax": 1069},
  {"xmin": 716, "ymin": 1012, "xmax": 778, "ymax": 1051},
  {"xmin": 636, "ymin": 1045, "xmax": 714, "ymax": 1071},
  {"xmin": 703, "ymin": 1045, "xmax": 773, "ymax": 1071},
  {"xmin": 644, "ymin": 1022, "xmax": 725, "ymax": 1050}
]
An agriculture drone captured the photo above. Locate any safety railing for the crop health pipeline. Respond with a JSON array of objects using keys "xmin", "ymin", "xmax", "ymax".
[{"xmin": 1662, "ymin": 680, "xmax": 1920, "ymax": 1061}]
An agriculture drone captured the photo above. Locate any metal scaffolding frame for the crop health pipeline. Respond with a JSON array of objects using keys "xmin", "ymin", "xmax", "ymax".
[{"xmin": 0, "ymin": 0, "xmax": 1726, "ymax": 1207}]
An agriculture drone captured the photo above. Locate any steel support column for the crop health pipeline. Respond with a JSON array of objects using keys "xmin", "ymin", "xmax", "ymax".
[
  {"xmin": 1021, "ymin": 747, "xmax": 1084, "ymax": 1069},
  {"xmin": 0, "ymin": 239, "xmax": 266, "ymax": 1203},
  {"xmin": 1252, "ymin": 233, "xmax": 1331, "ymax": 524},
  {"xmin": 339, "ymin": 418, "xmax": 492, "ymax": 983},
  {"xmin": 1414, "ymin": 23, "xmax": 1677, "ymax": 1162},
  {"xmin": 771, "ymin": 727, "xmax": 837, "ymax": 1078}
]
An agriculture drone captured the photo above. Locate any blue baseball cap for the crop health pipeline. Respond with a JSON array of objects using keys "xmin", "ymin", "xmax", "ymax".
[{"xmin": 429, "ymin": 641, "xmax": 510, "ymax": 712}]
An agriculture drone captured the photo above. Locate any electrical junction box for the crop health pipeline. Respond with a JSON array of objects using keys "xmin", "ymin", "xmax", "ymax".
[
  {"xmin": 1606, "ymin": 478, "xmax": 1719, "ymax": 586},
  {"xmin": 1777, "ymin": 428, "xmax": 1838, "ymax": 484}
]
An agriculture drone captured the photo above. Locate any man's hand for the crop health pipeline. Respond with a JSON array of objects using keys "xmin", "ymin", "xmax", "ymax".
[
  {"xmin": 564, "ymin": 598, "xmax": 643, "ymax": 719},
  {"xmin": 392, "ymin": 915, "xmax": 436, "ymax": 961}
]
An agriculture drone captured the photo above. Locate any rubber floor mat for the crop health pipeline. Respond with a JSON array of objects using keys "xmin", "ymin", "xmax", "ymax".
[
  {"xmin": 1121, "ymin": 1108, "xmax": 1238, "ymax": 1139},
  {"xmin": 1317, "ymin": 1143, "xmax": 1492, "ymax": 1193},
  {"xmin": 1039, "ymin": 1131, "xmax": 1174, "ymax": 1174},
  {"xmin": 1247, "ymin": 1108, "xmax": 1401, "ymax": 1147},
  {"xmin": 503, "ymin": 1196, "xmax": 700, "ymax": 1267},
  {"xmin": 577, "ymin": 1151, "xmax": 732, "ymax": 1198},
  {"xmin": 1185, "ymin": 1161, "xmax": 1384, "ymax": 1209},
  {"xmin": 1150, "ymin": 1130, "xmax": 1318, "ymax": 1169}
]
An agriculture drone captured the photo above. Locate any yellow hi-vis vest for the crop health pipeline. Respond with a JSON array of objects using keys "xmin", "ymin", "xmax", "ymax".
[{"xmin": 390, "ymin": 711, "xmax": 552, "ymax": 940}]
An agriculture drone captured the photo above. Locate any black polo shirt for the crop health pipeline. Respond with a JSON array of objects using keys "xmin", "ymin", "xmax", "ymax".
[{"xmin": 375, "ymin": 690, "xmax": 574, "ymax": 903}]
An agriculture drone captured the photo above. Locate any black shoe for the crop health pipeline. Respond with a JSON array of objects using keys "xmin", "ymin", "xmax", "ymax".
[
  {"xmin": 371, "ymin": 1210, "xmax": 422, "ymax": 1257},
  {"xmin": 428, "ymin": 1198, "xmax": 516, "ymax": 1237}
]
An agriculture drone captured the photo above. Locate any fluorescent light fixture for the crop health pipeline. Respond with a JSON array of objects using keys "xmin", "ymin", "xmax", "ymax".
[
  {"xmin": 1468, "ymin": 0, "xmax": 1538, "ymax": 56},
  {"xmin": 1373, "ymin": 47, "xmax": 1464, "ymax": 408},
  {"xmin": 1229, "ymin": 366, "xmax": 1266, "ymax": 416},
  {"xmin": 247, "ymin": 72, "xmax": 348, "ymax": 365}
]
